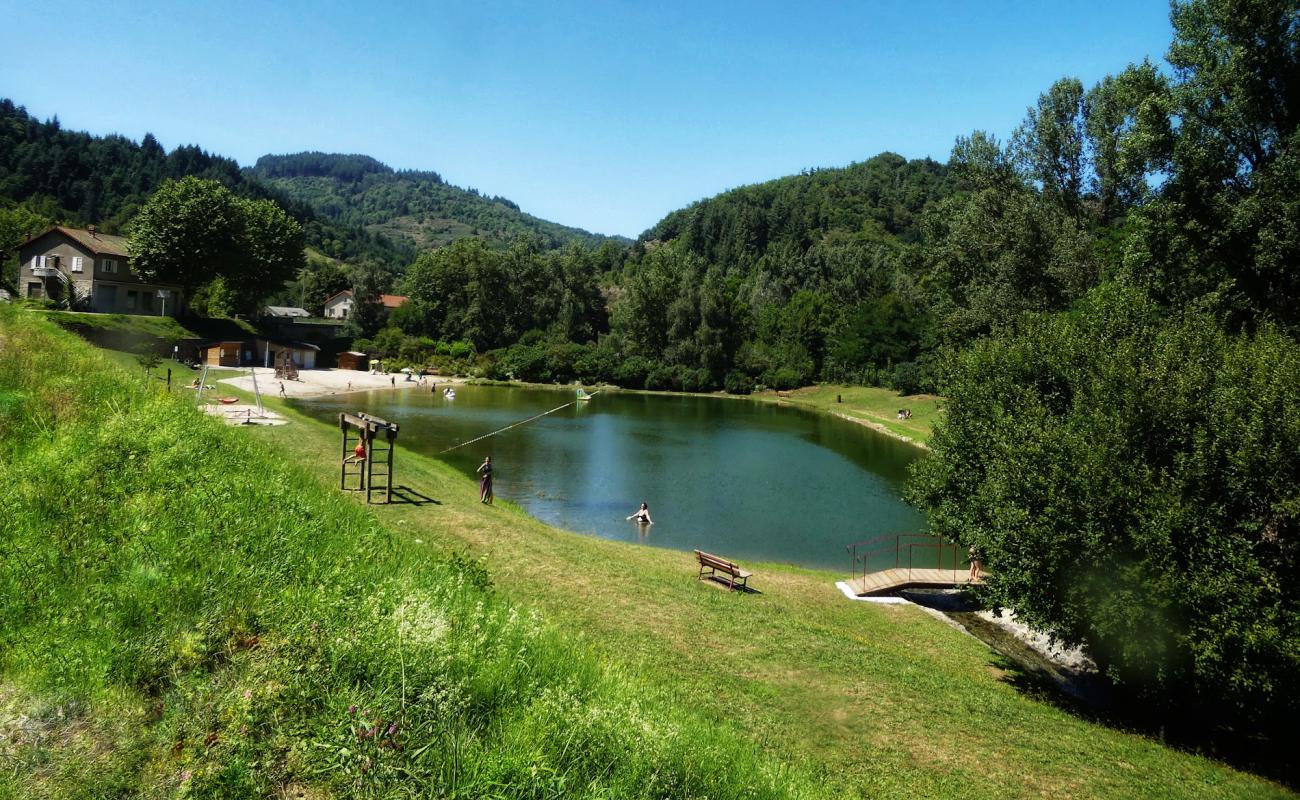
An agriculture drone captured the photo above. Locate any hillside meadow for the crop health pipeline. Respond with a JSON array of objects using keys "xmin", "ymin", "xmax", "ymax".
[{"xmin": 0, "ymin": 307, "xmax": 1292, "ymax": 798}]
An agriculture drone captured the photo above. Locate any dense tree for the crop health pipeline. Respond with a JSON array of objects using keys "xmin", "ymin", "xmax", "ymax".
[
  {"xmin": 1124, "ymin": 0, "xmax": 1300, "ymax": 329},
  {"xmin": 129, "ymin": 177, "xmax": 304, "ymax": 313},
  {"xmin": 908, "ymin": 283, "xmax": 1300, "ymax": 729}
]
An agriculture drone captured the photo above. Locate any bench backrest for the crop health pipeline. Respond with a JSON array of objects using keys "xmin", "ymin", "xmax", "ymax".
[{"xmin": 695, "ymin": 549, "xmax": 740, "ymax": 573}]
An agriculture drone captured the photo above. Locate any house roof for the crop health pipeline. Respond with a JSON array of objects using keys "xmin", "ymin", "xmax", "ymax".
[
  {"xmin": 323, "ymin": 289, "xmax": 354, "ymax": 305},
  {"xmin": 380, "ymin": 294, "xmax": 409, "ymax": 309},
  {"xmin": 253, "ymin": 336, "xmax": 321, "ymax": 351},
  {"xmin": 264, "ymin": 305, "xmax": 311, "ymax": 318},
  {"xmin": 21, "ymin": 226, "xmax": 130, "ymax": 257}
]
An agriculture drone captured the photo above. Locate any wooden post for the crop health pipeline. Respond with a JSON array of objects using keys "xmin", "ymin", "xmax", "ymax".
[{"xmin": 166, "ymin": 368, "xmax": 172, "ymax": 392}]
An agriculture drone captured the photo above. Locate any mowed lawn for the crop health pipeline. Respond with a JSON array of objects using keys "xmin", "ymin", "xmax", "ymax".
[
  {"xmin": 214, "ymin": 379, "xmax": 1294, "ymax": 800},
  {"xmin": 754, "ymin": 384, "xmax": 942, "ymax": 446}
]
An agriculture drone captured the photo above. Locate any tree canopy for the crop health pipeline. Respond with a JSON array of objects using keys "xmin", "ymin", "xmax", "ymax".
[{"xmin": 129, "ymin": 177, "xmax": 304, "ymax": 314}]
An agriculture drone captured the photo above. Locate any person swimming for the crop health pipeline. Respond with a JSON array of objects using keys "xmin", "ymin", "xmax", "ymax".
[{"xmin": 627, "ymin": 502, "xmax": 653, "ymax": 525}]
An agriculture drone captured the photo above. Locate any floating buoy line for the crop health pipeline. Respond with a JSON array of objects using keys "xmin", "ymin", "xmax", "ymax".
[{"xmin": 437, "ymin": 391, "xmax": 599, "ymax": 454}]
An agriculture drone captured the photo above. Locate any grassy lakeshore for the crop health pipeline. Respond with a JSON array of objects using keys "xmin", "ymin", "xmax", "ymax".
[
  {"xmin": 2, "ymin": 311, "xmax": 1291, "ymax": 798},
  {"xmin": 753, "ymin": 384, "xmax": 941, "ymax": 447},
  {"xmin": 244, "ymin": 379, "xmax": 1284, "ymax": 797}
]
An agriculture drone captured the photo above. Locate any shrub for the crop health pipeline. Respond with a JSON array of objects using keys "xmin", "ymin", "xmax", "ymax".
[
  {"xmin": 888, "ymin": 361, "xmax": 923, "ymax": 395},
  {"xmin": 724, "ymin": 371, "xmax": 754, "ymax": 395},
  {"xmin": 613, "ymin": 355, "xmax": 652, "ymax": 389},
  {"xmin": 907, "ymin": 283, "xmax": 1300, "ymax": 729}
]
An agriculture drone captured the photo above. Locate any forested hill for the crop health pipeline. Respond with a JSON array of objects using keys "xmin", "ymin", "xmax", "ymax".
[
  {"xmin": 248, "ymin": 152, "xmax": 624, "ymax": 251},
  {"xmin": 642, "ymin": 153, "xmax": 951, "ymax": 266},
  {"xmin": 0, "ymin": 99, "xmax": 410, "ymax": 268}
]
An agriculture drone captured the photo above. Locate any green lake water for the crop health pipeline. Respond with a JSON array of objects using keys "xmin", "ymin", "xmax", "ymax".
[{"xmin": 292, "ymin": 384, "xmax": 926, "ymax": 572}]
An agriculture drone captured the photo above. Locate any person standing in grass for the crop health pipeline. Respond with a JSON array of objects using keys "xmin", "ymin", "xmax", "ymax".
[{"xmin": 477, "ymin": 455, "xmax": 494, "ymax": 504}]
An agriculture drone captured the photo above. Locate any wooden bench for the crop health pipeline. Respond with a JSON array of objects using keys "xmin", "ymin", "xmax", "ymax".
[{"xmin": 694, "ymin": 550, "xmax": 753, "ymax": 591}]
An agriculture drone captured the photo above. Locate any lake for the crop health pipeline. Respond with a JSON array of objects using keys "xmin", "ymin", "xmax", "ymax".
[{"xmin": 291, "ymin": 384, "xmax": 926, "ymax": 572}]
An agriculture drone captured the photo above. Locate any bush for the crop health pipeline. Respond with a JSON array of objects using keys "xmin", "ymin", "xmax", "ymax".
[
  {"xmin": 762, "ymin": 367, "xmax": 803, "ymax": 391},
  {"xmin": 907, "ymin": 283, "xmax": 1300, "ymax": 729},
  {"xmin": 888, "ymin": 361, "xmax": 924, "ymax": 395},
  {"xmin": 574, "ymin": 345, "xmax": 618, "ymax": 384},
  {"xmin": 724, "ymin": 371, "xmax": 754, "ymax": 395},
  {"xmin": 645, "ymin": 362, "xmax": 678, "ymax": 391},
  {"xmin": 613, "ymin": 355, "xmax": 652, "ymax": 389}
]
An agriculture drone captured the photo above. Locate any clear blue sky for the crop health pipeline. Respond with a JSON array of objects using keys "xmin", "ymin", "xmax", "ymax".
[{"xmin": 1, "ymin": 1, "xmax": 1173, "ymax": 237}]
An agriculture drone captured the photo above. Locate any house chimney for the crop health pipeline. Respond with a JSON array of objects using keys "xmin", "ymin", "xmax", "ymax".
[{"xmin": 88, "ymin": 225, "xmax": 97, "ymax": 238}]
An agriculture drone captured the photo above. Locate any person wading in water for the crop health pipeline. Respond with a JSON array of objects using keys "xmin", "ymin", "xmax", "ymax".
[{"xmin": 627, "ymin": 502, "xmax": 653, "ymax": 525}]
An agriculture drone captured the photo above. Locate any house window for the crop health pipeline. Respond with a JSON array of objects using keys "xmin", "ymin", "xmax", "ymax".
[
  {"xmin": 102, "ymin": 258, "xmax": 118, "ymax": 274},
  {"xmin": 126, "ymin": 291, "xmax": 138, "ymax": 310},
  {"xmin": 71, "ymin": 256, "xmax": 84, "ymax": 273}
]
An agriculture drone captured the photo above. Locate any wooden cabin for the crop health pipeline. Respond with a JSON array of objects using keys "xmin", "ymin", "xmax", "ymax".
[
  {"xmin": 337, "ymin": 351, "xmax": 368, "ymax": 371},
  {"xmin": 201, "ymin": 340, "xmax": 245, "ymax": 367}
]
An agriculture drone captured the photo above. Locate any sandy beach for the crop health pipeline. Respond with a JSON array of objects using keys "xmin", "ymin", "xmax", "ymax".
[{"xmin": 217, "ymin": 367, "xmax": 465, "ymax": 399}]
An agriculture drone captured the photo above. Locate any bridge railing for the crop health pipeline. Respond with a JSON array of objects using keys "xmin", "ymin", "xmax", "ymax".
[{"xmin": 845, "ymin": 532, "xmax": 968, "ymax": 585}]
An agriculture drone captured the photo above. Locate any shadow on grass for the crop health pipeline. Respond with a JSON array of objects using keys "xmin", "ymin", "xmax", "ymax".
[
  {"xmin": 389, "ymin": 485, "xmax": 441, "ymax": 506},
  {"xmin": 903, "ymin": 589, "xmax": 1297, "ymax": 790},
  {"xmin": 697, "ymin": 576, "xmax": 763, "ymax": 594}
]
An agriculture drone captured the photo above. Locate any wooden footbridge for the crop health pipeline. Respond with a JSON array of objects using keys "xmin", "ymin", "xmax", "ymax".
[{"xmin": 844, "ymin": 533, "xmax": 977, "ymax": 596}]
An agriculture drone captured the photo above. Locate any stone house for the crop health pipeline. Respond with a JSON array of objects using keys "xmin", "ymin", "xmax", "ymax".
[{"xmin": 16, "ymin": 226, "xmax": 185, "ymax": 316}]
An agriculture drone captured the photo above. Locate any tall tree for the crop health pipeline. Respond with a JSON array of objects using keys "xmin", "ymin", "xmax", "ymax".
[
  {"xmin": 908, "ymin": 282, "xmax": 1300, "ymax": 729},
  {"xmin": 129, "ymin": 176, "xmax": 304, "ymax": 313}
]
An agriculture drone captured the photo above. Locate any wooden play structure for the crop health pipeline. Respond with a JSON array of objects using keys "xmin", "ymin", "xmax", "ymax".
[
  {"xmin": 339, "ymin": 411, "xmax": 399, "ymax": 503},
  {"xmin": 274, "ymin": 349, "xmax": 299, "ymax": 381}
]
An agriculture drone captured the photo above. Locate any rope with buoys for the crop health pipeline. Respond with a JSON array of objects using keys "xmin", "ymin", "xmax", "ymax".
[{"xmin": 437, "ymin": 391, "xmax": 599, "ymax": 454}]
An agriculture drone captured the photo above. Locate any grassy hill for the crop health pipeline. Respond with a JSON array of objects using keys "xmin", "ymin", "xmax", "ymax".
[
  {"xmin": 248, "ymin": 152, "xmax": 626, "ymax": 252},
  {"xmin": 2, "ymin": 306, "xmax": 1293, "ymax": 798},
  {"xmin": 0, "ymin": 306, "xmax": 808, "ymax": 799}
]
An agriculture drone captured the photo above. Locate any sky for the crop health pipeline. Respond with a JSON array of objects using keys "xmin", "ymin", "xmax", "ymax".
[{"xmin": 1, "ymin": 1, "xmax": 1174, "ymax": 237}]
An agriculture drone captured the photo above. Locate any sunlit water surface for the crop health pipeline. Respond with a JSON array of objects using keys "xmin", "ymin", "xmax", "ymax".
[{"xmin": 292, "ymin": 384, "xmax": 925, "ymax": 572}]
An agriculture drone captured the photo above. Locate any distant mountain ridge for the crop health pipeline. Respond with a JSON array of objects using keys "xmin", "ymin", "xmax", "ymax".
[{"xmin": 248, "ymin": 152, "xmax": 624, "ymax": 251}]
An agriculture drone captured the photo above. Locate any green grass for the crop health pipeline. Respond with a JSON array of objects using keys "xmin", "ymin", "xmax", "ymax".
[
  {"xmin": 754, "ymin": 384, "xmax": 942, "ymax": 446},
  {"xmin": 0, "ymin": 308, "xmax": 816, "ymax": 799},
  {"xmin": 1, "ymin": 311, "xmax": 1293, "ymax": 798},
  {"xmin": 244, "ymin": 382, "xmax": 1286, "ymax": 798}
]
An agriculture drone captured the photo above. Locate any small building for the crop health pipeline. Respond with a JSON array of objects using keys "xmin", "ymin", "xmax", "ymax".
[
  {"xmin": 263, "ymin": 305, "xmax": 311, "ymax": 319},
  {"xmin": 254, "ymin": 337, "xmax": 319, "ymax": 370},
  {"xmin": 337, "ymin": 351, "xmax": 369, "ymax": 371},
  {"xmin": 201, "ymin": 340, "xmax": 245, "ymax": 367},
  {"xmin": 16, "ymin": 225, "xmax": 185, "ymax": 315},
  {"xmin": 380, "ymin": 294, "xmax": 409, "ymax": 310},
  {"xmin": 323, "ymin": 289, "xmax": 354, "ymax": 319}
]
